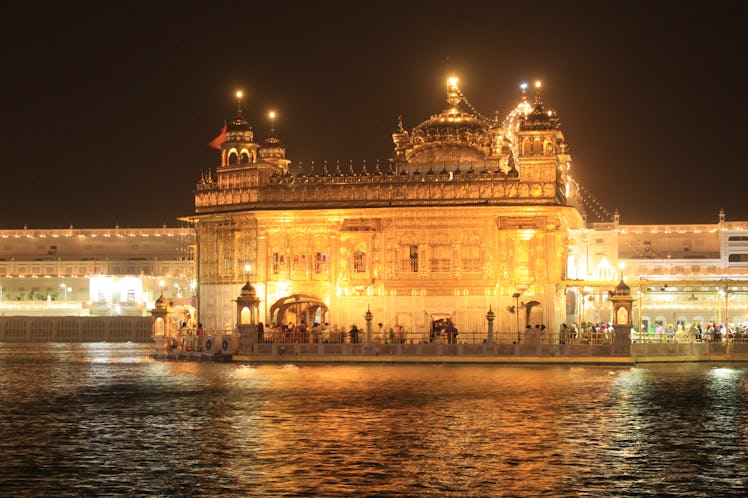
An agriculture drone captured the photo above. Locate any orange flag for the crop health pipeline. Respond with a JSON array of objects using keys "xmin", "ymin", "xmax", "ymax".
[{"xmin": 208, "ymin": 122, "xmax": 227, "ymax": 150}]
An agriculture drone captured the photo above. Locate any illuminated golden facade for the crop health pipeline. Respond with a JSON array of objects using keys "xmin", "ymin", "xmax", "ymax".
[{"xmin": 191, "ymin": 79, "xmax": 586, "ymax": 339}]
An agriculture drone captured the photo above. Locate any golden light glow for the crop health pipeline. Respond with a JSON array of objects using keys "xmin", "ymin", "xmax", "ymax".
[
  {"xmin": 519, "ymin": 229, "xmax": 536, "ymax": 241},
  {"xmin": 268, "ymin": 111, "xmax": 276, "ymax": 120},
  {"xmin": 447, "ymin": 76, "xmax": 459, "ymax": 88},
  {"xmin": 534, "ymin": 80, "xmax": 542, "ymax": 89},
  {"xmin": 236, "ymin": 90, "xmax": 243, "ymax": 99}
]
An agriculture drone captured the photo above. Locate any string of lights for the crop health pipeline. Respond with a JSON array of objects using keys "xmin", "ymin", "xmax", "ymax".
[
  {"xmin": 453, "ymin": 87, "xmax": 497, "ymax": 126},
  {"xmin": 574, "ymin": 181, "xmax": 614, "ymax": 222}
]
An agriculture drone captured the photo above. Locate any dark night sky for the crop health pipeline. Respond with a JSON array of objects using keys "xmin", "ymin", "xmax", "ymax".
[{"xmin": 1, "ymin": 1, "xmax": 744, "ymax": 229}]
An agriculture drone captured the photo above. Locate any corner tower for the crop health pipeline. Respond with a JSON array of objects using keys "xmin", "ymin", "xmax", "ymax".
[{"xmin": 515, "ymin": 81, "xmax": 570, "ymax": 203}]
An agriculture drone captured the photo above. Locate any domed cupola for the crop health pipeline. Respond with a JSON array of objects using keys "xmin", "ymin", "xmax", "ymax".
[
  {"xmin": 213, "ymin": 90, "xmax": 261, "ymax": 168},
  {"xmin": 519, "ymin": 84, "xmax": 561, "ymax": 132},
  {"xmin": 154, "ymin": 291, "xmax": 170, "ymax": 310},
  {"xmin": 258, "ymin": 111, "xmax": 291, "ymax": 174},
  {"xmin": 613, "ymin": 278, "xmax": 631, "ymax": 296},
  {"xmin": 240, "ymin": 280, "xmax": 257, "ymax": 298},
  {"xmin": 226, "ymin": 90, "xmax": 254, "ymax": 142},
  {"xmin": 260, "ymin": 111, "xmax": 284, "ymax": 156}
]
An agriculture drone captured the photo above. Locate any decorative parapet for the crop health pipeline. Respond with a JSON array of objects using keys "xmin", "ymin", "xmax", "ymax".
[{"xmin": 195, "ymin": 165, "xmax": 567, "ymax": 213}]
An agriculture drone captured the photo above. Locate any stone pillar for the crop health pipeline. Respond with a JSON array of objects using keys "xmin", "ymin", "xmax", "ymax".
[{"xmin": 486, "ymin": 306, "xmax": 495, "ymax": 345}]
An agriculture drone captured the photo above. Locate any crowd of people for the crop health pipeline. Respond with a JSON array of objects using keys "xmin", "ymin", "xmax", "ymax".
[
  {"xmin": 631, "ymin": 321, "xmax": 748, "ymax": 343},
  {"xmin": 259, "ymin": 321, "xmax": 411, "ymax": 344},
  {"xmin": 557, "ymin": 321, "xmax": 748, "ymax": 344},
  {"xmin": 168, "ymin": 318, "xmax": 748, "ymax": 350}
]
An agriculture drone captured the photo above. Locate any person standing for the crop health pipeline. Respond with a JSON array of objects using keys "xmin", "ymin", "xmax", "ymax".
[
  {"xmin": 349, "ymin": 325, "xmax": 360, "ymax": 344},
  {"xmin": 196, "ymin": 322, "xmax": 205, "ymax": 351}
]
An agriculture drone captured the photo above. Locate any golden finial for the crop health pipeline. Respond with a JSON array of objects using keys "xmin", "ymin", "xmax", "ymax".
[
  {"xmin": 447, "ymin": 75, "xmax": 461, "ymax": 107},
  {"xmin": 235, "ymin": 90, "xmax": 244, "ymax": 113}
]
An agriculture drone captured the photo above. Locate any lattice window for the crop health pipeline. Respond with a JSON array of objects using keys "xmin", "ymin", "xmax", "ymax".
[{"xmin": 353, "ymin": 251, "xmax": 367, "ymax": 273}]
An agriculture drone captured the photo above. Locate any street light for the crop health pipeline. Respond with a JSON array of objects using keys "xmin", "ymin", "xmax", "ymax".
[
  {"xmin": 512, "ymin": 292, "xmax": 522, "ymax": 344},
  {"xmin": 60, "ymin": 283, "xmax": 70, "ymax": 301}
]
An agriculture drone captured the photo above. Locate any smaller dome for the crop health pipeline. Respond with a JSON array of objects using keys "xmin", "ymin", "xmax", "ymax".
[
  {"xmin": 519, "ymin": 94, "xmax": 561, "ymax": 131},
  {"xmin": 241, "ymin": 281, "xmax": 256, "ymax": 297},
  {"xmin": 262, "ymin": 129, "xmax": 284, "ymax": 148},
  {"xmin": 614, "ymin": 279, "xmax": 631, "ymax": 295},
  {"xmin": 155, "ymin": 292, "xmax": 170, "ymax": 309}
]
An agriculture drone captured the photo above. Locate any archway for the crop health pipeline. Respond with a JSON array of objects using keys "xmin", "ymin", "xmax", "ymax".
[{"xmin": 269, "ymin": 294, "xmax": 329, "ymax": 328}]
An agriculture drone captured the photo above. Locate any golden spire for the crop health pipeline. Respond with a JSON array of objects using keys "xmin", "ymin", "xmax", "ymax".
[{"xmin": 235, "ymin": 90, "xmax": 244, "ymax": 114}]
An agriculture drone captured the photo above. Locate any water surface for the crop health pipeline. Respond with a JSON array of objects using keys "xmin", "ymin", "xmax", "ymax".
[{"xmin": 0, "ymin": 343, "xmax": 746, "ymax": 496}]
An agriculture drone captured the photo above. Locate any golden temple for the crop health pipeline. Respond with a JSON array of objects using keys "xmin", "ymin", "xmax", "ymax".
[{"xmin": 188, "ymin": 77, "xmax": 748, "ymax": 347}]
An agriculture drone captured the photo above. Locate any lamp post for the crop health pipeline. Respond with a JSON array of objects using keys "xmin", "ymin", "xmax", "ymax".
[
  {"xmin": 364, "ymin": 306, "xmax": 373, "ymax": 347},
  {"xmin": 486, "ymin": 306, "xmax": 495, "ymax": 345},
  {"xmin": 719, "ymin": 283, "xmax": 729, "ymax": 341},
  {"xmin": 159, "ymin": 280, "xmax": 166, "ymax": 304},
  {"xmin": 512, "ymin": 292, "xmax": 522, "ymax": 344},
  {"xmin": 725, "ymin": 288, "xmax": 729, "ymax": 342},
  {"xmin": 60, "ymin": 283, "xmax": 69, "ymax": 301}
]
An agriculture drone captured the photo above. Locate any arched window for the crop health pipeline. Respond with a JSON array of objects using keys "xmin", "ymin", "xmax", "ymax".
[
  {"xmin": 240, "ymin": 151, "xmax": 250, "ymax": 164},
  {"xmin": 228, "ymin": 152, "xmax": 238, "ymax": 166},
  {"xmin": 522, "ymin": 137, "xmax": 532, "ymax": 155},
  {"xmin": 240, "ymin": 306, "xmax": 251, "ymax": 324},
  {"xmin": 532, "ymin": 138, "xmax": 543, "ymax": 154}
]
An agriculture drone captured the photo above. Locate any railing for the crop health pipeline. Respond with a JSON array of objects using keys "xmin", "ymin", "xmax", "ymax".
[{"xmin": 164, "ymin": 326, "xmax": 748, "ymax": 355}]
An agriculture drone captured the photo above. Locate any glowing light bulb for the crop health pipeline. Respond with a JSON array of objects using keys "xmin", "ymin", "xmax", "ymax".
[
  {"xmin": 534, "ymin": 80, "xmax": 542, "ymax": 89},
  {"xmin": 447, "ymin": 76, "xmax": 459, "ymax": 87},
  {"xmin": 520, "ymin": 82, "xmax": 528, "ymax": 90},
  {"xmin": 268, "ymin": 111, "xmax": 276, "ymax": 120},
  {"xmin": 236, "ymin": 90, "xmax": 243, "ymax": 99}
]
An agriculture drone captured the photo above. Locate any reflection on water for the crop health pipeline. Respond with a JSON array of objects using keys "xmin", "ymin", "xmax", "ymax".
[{"xmin": 1, "ymin": 343, "xmax": 747, "ymax": 496}]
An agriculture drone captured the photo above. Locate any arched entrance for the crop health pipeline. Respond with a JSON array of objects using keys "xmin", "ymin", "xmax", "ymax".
[{"xmin": 269, "ymin": 294, "xmax": 329, "ymax": 328}]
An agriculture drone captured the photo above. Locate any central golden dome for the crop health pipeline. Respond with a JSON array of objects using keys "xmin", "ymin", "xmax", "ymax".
[{"xmin": 392, "ymin": 77, "xmax": 499, "ymax": 171}]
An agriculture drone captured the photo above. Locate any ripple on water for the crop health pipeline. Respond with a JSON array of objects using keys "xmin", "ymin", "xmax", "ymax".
[{"xmin": 1, "ymin": 345, "xmax": 748, "ymax": 496}]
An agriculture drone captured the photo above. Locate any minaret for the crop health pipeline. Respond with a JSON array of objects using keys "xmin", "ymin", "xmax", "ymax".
[{"xmin": 515, "ymin": 81, "xmax": 568, "ymax": 203}]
